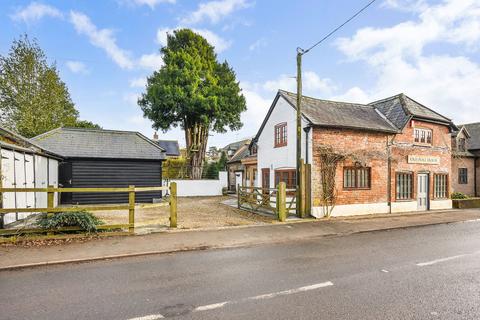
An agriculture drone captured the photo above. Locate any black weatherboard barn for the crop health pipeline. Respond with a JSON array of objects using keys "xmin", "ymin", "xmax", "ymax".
[{"xmin": 32, "ymin": 128, "xmax": 167, "ymax": 204}]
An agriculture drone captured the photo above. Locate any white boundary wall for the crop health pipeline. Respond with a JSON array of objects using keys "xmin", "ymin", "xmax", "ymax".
[{"xmin": 166, "ymin": 171, "xmax": 228, "ymax": 197}]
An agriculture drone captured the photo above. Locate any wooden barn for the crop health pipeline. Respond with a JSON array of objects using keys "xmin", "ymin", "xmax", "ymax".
[
  {"xmin": 32, "ymin": 128, "xmax": 167, "ymax": 204},
  {"xmin": 0, "ymin": 127, "xmax": 61, "ymax": 227}
]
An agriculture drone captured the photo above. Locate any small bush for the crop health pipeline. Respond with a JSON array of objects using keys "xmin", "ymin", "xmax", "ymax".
[
  {"xmin": 451, "ymin": 192, "xmax": 469, "ymax": 200},
  {"xmin": 37, "ymin": 210, "xmax": 103, "ymax": 233}
]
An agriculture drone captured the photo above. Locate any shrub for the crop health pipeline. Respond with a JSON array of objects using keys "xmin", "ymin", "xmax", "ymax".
[
  {"xmin": 451, "ymin": 192, "xmax": 469, "ymax": 200},
  {"xmin": 36, "ymin": 210, "xmax": 103, "ymax": 233}
]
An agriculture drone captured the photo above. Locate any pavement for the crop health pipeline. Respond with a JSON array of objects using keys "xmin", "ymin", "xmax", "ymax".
[
  {"xmin": 1, "ymin": 208, "xmax": 480, "ymax": 270},
  {"xmin": 1, "ymin": 220, "xmax": 480, "ymax": 319}
]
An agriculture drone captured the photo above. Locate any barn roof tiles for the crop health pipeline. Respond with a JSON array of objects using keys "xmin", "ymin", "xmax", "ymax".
[{"xmin": 32, "ymin": 127, "xmax": 166, "ymax": 160}]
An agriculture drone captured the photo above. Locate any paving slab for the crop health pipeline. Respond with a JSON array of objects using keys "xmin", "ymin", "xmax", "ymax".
[{"xmin": 1, "ymin": 208, "xmax": 480, "ymax": 270}]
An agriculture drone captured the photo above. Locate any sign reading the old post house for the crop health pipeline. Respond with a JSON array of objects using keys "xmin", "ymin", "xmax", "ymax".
[{"xmin": 407, "ymin": 155, "xmax": 440, "ymax": 165}]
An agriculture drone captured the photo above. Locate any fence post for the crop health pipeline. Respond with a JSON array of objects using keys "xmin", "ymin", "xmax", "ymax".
[
  {"xmin": 169, "ymin": 182, "xmax": 177, "ymax": 228},
  {"xmin": 278, "ymin": 182, "xmax": 286, "ymax": 222},
  {"xmin": 237, "ymin": 184, "xmax": 240, "ymax": 209},
  {"xmin": 47, "ymin": 185, "xmax": 55, "ymax": 236},
  {"xmin": 128, "ymin": 185, "xmax": 135, "ymax": 234}
]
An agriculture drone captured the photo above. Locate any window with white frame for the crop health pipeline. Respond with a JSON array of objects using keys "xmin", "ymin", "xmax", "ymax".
[
  {"xmin": 414, "ymin": 128, "xmax": 432, "ymax": 145},
  {"xmin": 434, "ymin": 174, "xmax": 448, "ymax": 198}
]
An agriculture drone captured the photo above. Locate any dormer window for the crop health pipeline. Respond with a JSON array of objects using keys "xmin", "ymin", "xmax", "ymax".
[
  {"xmin": 458, "ymin": 138, "xmax": 466, "ymax": 152},
  {"xmin": 414, "ymin": 128, "xmax": 432, "ymax": 145}
]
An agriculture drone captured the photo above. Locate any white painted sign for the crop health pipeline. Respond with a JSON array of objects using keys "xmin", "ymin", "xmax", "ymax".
[{"xmin": 407, "ymin": 155, "xmax": 440, "ymax": 165}]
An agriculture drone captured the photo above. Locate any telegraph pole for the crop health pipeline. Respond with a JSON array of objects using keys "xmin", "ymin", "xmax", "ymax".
[
  {"xmin": 294, "ymin": 0, "xmax": 377, "ymax": 218},
  {"xmin": 296, "ymin": 48, "xmax": 304, "ymax": 218}
]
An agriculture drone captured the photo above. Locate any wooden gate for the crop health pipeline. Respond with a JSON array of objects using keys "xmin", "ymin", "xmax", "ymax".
[{"xmin": 237, "ymin": 183, "xmax": 294, "ymax": 221}]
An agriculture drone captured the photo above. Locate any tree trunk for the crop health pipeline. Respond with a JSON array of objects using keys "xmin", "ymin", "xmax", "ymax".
[{"xmin": 185, "ymin": 122, "xmax": 209, "ymax": 179}]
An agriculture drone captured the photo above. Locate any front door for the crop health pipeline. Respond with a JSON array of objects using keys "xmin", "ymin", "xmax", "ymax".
[
  {"xmin": 417, "ymin": 173, "xmax": 429, "ymax": 211},
  {"xmin": 262, "ymin": 168, "xmax": 270, "ymax": 189}
]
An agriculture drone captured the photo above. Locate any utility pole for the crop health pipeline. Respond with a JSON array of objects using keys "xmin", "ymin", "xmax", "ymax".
[
  {"xmin": 296, "ymin": 48, "xmax": 304, "ymax": 218},
  {"xmin": 294, "ymin": 0, "xmax": 377, "ymax": 218}
]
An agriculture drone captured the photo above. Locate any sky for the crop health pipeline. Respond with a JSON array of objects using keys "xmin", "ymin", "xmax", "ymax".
[{"xmin": 1, "ymin": 0, "xmax": 480, "ymax": 148}]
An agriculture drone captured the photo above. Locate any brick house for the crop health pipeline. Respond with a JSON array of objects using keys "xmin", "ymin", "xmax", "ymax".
[
  {"xmin": 451, "ymin": 123, "xmax": 480, "ymax": 197},
  {"xmin": 253, "ymin": 90, "xmax": 456, "ymax": 217}
]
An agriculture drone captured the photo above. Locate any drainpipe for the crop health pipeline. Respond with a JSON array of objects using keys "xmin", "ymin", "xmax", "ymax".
[
  {"xmin": 303, "ymin": 127, "xmax": 311, "ymax": 164},
  {"xmin": 475, "ymin": 157, "xmax": 478, "ymax": 197},
  {"xmin": 387, "ymin": 136, "xmax": 392, "ymax": 214}
]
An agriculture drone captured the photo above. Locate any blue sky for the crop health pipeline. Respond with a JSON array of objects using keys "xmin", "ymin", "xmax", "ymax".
[{"xmin": 1, "ymin": 0, "xmax": 480, "ymax": 148}]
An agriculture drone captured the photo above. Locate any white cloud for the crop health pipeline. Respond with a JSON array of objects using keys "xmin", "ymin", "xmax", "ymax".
[
  {"xmin": 130, "ymin": 77, "xmax": 147, "ymax": 88},
  {"xmin": 263, "ymin": 71, "xmax": 335, "ymax": 96},
  {"xmin": 334, "ymin": 0, "xmax": 480, "ymax": 123},
  {"xmin": 69, "ymin": 11, "xmax": 134, "ymax": 69},
  {"xmin": 249, "ymin": 38, "xmax": 267, "ymax": 51},
  {"xmin": 66, "ymin": 61, "xmax": 89, "ymax": 74},
  {"xmin": 138, "ymin": 53, "xmax": 164, "ymax": 70},
  {"xmin": 180, "ymin": 0, "xmax": 252, "ymax": 25},
  {"xmin": 121, "ymin": 0, "xmax": 176, "ymax": 9},
  {"xmin": 156, "ymin": 27, "xmax": 231, "ymax": 53},
  {"xmin": 123, "ymin": 92, "xmax": 141, "ymax": 107},
  {"xmin": 11, "ymin": 2, "xmax": 63, "ymax": 23}
]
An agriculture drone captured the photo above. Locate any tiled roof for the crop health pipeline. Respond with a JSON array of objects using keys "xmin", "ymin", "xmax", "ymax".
[
  {"xmin": 227, "ymin": 144, "xmax": 250, "ymax": 163},
  {"xmin": 462, "ymin": 122, "xmax": 480, "ymax": 150},
  {"xmin": 222, "ymin": 139, "xmax": 251, "ymax": 152},
  {"xmin": 279, "ymin": 90, "xmax": 398, "ymax": 133},
  {"xmin": 32, "ymin": 127, "xmax": 166, "ymax": 160},
  {"xmin": 369, "ymin": 94, "xmax": 452, "ymax": 130},
  {"xmin": 154, "ymin": 140, "xmax": 180, "ymax": 156}
]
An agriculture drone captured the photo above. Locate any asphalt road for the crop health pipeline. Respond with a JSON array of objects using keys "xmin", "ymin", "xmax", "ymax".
[{"xmin": 1, "ymin": 221, "xmax": 480, "ymax": 320}]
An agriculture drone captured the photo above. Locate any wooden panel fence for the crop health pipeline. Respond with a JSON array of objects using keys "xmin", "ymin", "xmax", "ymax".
[{"xmin": 0, "ymin": 183, "xmax": 177, "ymax": 238}]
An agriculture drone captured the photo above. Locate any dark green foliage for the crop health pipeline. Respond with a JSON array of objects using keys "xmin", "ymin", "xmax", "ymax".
[
  {"xmin": 139, "ymin": 29, "xmax": 246, "ymax": 178},
  {"xmin": 451, "ymin": 192, "xmax": 469, "ymax": 199},
  {"xmin": 73, "ymin": 120, "xmax": 102, "ymax": 129},
  {"xmin": 217, "ymin": 151, "xmax": 227, "ymax": 171},
  {"xmin": 203, "ymin": 162, "xmax": 219, "ymax": 179},
  {"xmin": 37, "ymin": 210, "xmax": 103, "ymax": 233}
]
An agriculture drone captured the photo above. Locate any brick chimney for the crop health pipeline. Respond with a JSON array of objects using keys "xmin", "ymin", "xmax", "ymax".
[{"xmin": 153, "ymin": 131, "xmax": 159, "ymax": 141}]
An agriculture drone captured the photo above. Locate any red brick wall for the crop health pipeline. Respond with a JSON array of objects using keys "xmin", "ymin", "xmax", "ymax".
[
  {"xmin": 451, "ymin": 157, "xmax": 475, "ymax": 196},
  {"xmin": 311, "ymin": 120, "xmax": 452, "ymax": 207},
  {"xmin": 311, "ymin": 128, "xmax": 390, "ymax": 206},
  {"xmin": 390, "ymin": 120, "xmax": 452, "ymax": 202}
]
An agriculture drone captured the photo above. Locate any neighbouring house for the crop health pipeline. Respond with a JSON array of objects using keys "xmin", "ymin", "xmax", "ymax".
[
  {"xmin": 253, "ymin": 90, "xmax": 456, "ymax": 217},
  {"xmin": 451, "ymin": 123, "xmax": 480, "ymax": 197},
  {"xmin": 0, "ymin": 126, "xmax": 61, "ymax": 227},
  {"xmin": 32, "ymin": 127, "xmax": 166, "ymax": 204},
  {"xmin": 222, "ymin": 139, "xmax": 251, "ymax": 160},
  {"xmin": 152, "ymin": 132, "xmax": 180, "ymax": 158},
  {"xmin": 225, "ymin": 140, "xmax": 250, "ymax": 191}
]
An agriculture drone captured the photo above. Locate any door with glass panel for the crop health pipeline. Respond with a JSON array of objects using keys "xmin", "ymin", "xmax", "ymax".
[{"xmin": 417, "ymin": 173, "xmax": 429, "ymax": 211}]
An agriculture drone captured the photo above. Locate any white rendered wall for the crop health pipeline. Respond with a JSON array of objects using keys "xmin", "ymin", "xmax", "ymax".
[
  {"xmin": 256, "ymin": 96, "xmax": 311, "ymax": 189},
  {"xmin": 391, "ymin": 201, "xmax": 418, "ymax": 213},
  {"xmin": 430, "ymin": 199, "xmax": 452, "ymax": 210},
  {"xmin": 312, "ymin": 203, "xmax": 390, "ymax": 218},
  {"xmin": 167, "ymin": 171, "xmax": 228, "ymax": 197}
]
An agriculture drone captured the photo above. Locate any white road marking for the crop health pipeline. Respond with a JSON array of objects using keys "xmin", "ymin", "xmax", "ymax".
[
  {"xmin": 417, "ymin": 251, "xmax": 480, "ymax": 266},
  {"xmin": 193, "ymin": 281, "xmax": 333, "ymax": 312},
  {"xmin": 194, "ymin": 302, "xmax": 229, "ymax": 311},
  {"xmin": 381, "ymin": 269, "xmax": 389, "ymax": 273},
  {"xmin": 247, "ymin": 281, "xmax": 334, "ymax": 301},
  {"xmin": 128, "ymin": 315, "xmax": 164, "ymax": 320}
]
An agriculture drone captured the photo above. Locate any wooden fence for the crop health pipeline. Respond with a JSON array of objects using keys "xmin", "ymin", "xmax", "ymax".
[
  {"xmin": 237, "ymin": 182, "xmax": 294, "ymax": 222},
  {"xmin": 0, "ymin": 182, "xmax": 177, "ymax": 238}
]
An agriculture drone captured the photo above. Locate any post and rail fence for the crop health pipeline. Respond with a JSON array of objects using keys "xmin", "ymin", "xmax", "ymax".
[
  {"xmin": 237, "ymin": 182, "xmax": 295, "ymax": 222},
  {"xmin": 0, "ymin": 182, "xmax": 178, "ymax": 239}
]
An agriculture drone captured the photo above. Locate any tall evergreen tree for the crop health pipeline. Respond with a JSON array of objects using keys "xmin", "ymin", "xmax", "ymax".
[{"xmin": 139, "ymin": 29, "xmax": 246, "ymax": 179}]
